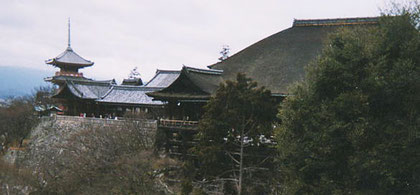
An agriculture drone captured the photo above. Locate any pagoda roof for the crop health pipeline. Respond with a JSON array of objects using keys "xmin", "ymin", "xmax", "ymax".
[
  {"xmin": 46, "ymin": 46, "xmax": 94, "ymax": 67},
  {"xmin": 44, "ymin": 75, "xmax": 92, "ymax": 83},
  {"xmin": 209, "ymin": 17, "xmax": 379, "ymax": 95}
]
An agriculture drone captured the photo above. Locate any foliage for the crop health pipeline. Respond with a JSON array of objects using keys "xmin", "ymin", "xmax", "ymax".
[
  {"xmin": 0, "ymin": 96, "xmax": 38, "ymax": 147},
  {"xmin": 0, "ymin": 160, "xmax": 37, "ymax": 194},
  {"xmin": 33, "ymin": 85, "xmax": 56, "ymax": 108},
  {"xmin": 276, "ymin": 6, "xmax": 420, "ymax": 194},
  {"xmin": 188, "ymin": 73, "xmax": 278, "ymax": 194}
]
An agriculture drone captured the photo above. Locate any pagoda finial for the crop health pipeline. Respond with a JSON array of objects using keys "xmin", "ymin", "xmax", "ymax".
[{"xmin": 68, "ymin": 18, "xmax": 71, "ymax": 47}]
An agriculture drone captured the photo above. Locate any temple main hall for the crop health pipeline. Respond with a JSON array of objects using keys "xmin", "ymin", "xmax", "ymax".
[{"xmin": 46, "ymin": 17, "xmax": 379, "ymax": 119}]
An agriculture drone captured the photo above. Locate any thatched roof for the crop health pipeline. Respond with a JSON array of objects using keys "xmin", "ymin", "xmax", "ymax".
[{"xmin": 209, "ymin": 17, "xmax": 379, "ymax": 94}]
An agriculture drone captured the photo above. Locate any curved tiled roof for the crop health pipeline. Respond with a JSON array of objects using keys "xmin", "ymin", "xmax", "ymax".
[
  {"xmin": 46, "ymin": 46, "xmax": 94, "ymax": 67},
  {"xmin": 183, "ymin": 66, "xmax": 223, "ymax": 94},
  {"xmin": 144, "ymin": 69, "xmax": 180, "ymax": 88},
  {"xmin": 97, "ymin": 86, "xmax": 164, "ymax": 106},
  {"xmin": 66, "ymin": 80, "xmax": 114, "ymax": 99},
  {"xmin": 51, "ymin": 72, "xmax": 169, "ymax": 106},
  {"xmin": 147, "ymin": 66, "xmax": 224, "ymax": 100},
  {"xmin": 52, "ymin": 79, "xmax": 115, "ymax": 99}
]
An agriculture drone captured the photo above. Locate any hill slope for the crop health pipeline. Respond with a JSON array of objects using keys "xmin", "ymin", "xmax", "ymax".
[{"xmin": 0, "ymin": 66, "xmax": 53, "ymax": 98}]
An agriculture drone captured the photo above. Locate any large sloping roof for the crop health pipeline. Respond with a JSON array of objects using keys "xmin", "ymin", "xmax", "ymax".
[
  {"xmin": 144, "ymin": 70, "xmax": 180, "ymax": 88},
  {"xmin": 97, "ymin": 86, "xmax": 164, "ymax": 106},
  {"xmin": 148, "ymin": 66, "xmax": 223, "ymax": 100},
  {"xmin": 53, "ymin": 79, "xmax": 115, "ymax": 100},
  {"xmin": 51, "ymin": 69, "xmax": 179, "ymax": 106},
  {"xmin": 209, "ymin": 17, "xmax": 379, "ymax": 94},
  {"xmin": 46, "ymin": 46, "xmax": 94, "ymax": 67},
  {"xmin": 183, "ymin": 67, "xmax": 224, "ymax": 94}
]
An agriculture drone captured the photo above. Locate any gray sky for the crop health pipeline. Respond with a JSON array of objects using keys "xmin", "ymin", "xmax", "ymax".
[{"xmin": 0, "ymin": 0, "xmax": 392, "ymax": 83}]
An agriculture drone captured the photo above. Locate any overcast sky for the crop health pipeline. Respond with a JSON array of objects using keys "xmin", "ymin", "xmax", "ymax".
[{"xmin": 0, "ymin": 0, "xmax": 394, "ymax": 83}]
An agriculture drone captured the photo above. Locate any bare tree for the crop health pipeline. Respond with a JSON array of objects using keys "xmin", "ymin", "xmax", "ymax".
[
  {"xmin": 30, "ymin": 120, "xmax": 179, "ymax": 194},
  {"xmin": 218, "ymin": 45, "xmax": 230, "ymax": 61},
  {"xmin": 128, "ymin": 66, "xmax": 141, "ymax": 79},
  {"xmin": 0, "ymin": 96, "xmax": 38, "ymax": 147}
]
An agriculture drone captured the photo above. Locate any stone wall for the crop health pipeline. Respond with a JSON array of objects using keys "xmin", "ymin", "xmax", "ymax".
[
  {"xmin": 45, "ymin": 115, "xmax": 157, "ymax": 128},
  {"xmin": 3, "ymin": 116, "xmax": 157, "ymax": 166},
  {"xmin": 1, "ymin": 116, "xmax": 159, "ymax": 194}
]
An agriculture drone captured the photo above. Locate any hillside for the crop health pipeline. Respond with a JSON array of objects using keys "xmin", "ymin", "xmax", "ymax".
[
  {"xmin": 1, "ymin": 117, "xmax": 179, "ymax": 194},
  {"xmin": 0, "ymin": 66, "xmax": 53, "ymax": 98}
]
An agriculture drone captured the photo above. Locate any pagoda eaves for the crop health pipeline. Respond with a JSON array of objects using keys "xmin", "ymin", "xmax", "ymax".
[{"xmin": 46, "ymin": 46, "xmax": 94, "ymax": 68}]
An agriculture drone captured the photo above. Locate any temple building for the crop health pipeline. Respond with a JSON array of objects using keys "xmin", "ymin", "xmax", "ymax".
[
  {"xmin": 148, "ymin": 17, "xmax": 380, "ymax": 156},
  {"xmin": 45, "ymin": 20, "xmax": 180, "ymax": 117},
  {"xmin": 148, "ymin": 66, "xmax": 224, "ymax": 120},
  {"xmin": 45, "ymin": 20, "xmax": 94, "ymax": 85},
  {"xmin": 46, "ymin": 17, "xmax": 380, "ymax": 121},
  {"xmin": 148, "ymin": 17, "xmax": 380, "ymax": 120}
]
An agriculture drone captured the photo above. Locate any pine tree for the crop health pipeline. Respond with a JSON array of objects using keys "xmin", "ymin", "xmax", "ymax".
[
  {"xmin": 276, "ymin": 6, "xmax": 420, "ymax": 194},
  {"xmin": 187, "ymin": 73, "xmax": 278, "ymax": 194}
]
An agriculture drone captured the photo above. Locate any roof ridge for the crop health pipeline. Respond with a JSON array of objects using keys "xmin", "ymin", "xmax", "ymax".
[
  {"xmin": 145, "ymin": 69, "xmax": 181, "ymax": 87},
  {"xmin": 156, "ymin": 69, "xmax": 181, "ymax": 74},
  {"xmin": 100, "ymin": 85, "xmax": 115, "ymax": 99},
  {"xmin": 68, "ymin": 80, "xmax": 84, "ymax": 97},
  {"xmin": 293, "ymin": 16, "xmax": 379, "ymax": 27},
  {"xmin": 70, "ymin": 79, "xmax": 115, "ymax": 85},
  {"xmin": 113, "ymin": 85, "xmax": 164, "ymax": 90},
  {"xmin": 183, "ymin": 66, "xmax": 223, "ymax": 75}
]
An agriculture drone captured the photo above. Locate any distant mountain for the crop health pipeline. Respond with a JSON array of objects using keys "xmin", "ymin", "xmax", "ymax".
[
  {"xmin": 0, "ymin": 66, "xmax": 53, "ymax": 98},
  {"xmin": 0, "ymin": 98, "xmax": 8, "ymax": 107}
]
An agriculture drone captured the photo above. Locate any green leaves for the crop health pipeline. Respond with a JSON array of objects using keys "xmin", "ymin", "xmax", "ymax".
[
  {"xmin": 276, "ymin": 10, "xmax": 420, "ymax": 194},
  {"xmin": 188, "ymin": 73, "xmax": 278, "ymax": 194}
]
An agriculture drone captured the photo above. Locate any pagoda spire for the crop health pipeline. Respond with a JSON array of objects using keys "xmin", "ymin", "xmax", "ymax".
[
  {"xmin": 45, "ymin": 18, "xmax": 94, "ymax": 84},
  {"xmin": 68, "ymin": 18, "xmax": 71, "ymax": 48}
]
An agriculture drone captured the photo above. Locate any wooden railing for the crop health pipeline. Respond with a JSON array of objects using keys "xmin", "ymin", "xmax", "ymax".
[
  {"xmin": 158, "ymin": 119, "xmax": 199, "ymax": 130},
  {"xmin": 55, "ymin": 71, "xmax": 84, "ymax": 77}
]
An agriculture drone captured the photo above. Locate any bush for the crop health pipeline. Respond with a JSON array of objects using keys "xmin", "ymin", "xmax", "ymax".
[{"xmin": 0, "ymin": 96, "xmax": 38, "ymax": 147}]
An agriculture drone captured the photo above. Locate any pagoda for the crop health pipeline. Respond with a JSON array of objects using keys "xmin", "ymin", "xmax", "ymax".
[{"xmin": 45, "ymin": 19, "xmax": 94, "ymax": 85}]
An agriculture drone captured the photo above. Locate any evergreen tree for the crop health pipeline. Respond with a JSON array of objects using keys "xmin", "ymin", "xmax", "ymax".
[
  {"xmin": 276, "ymin": 7, "xmax": 420, "ymax": 194},
  {"xmin": 188, "ymin": 73, "xmax": 278, "ymax": 194}
]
